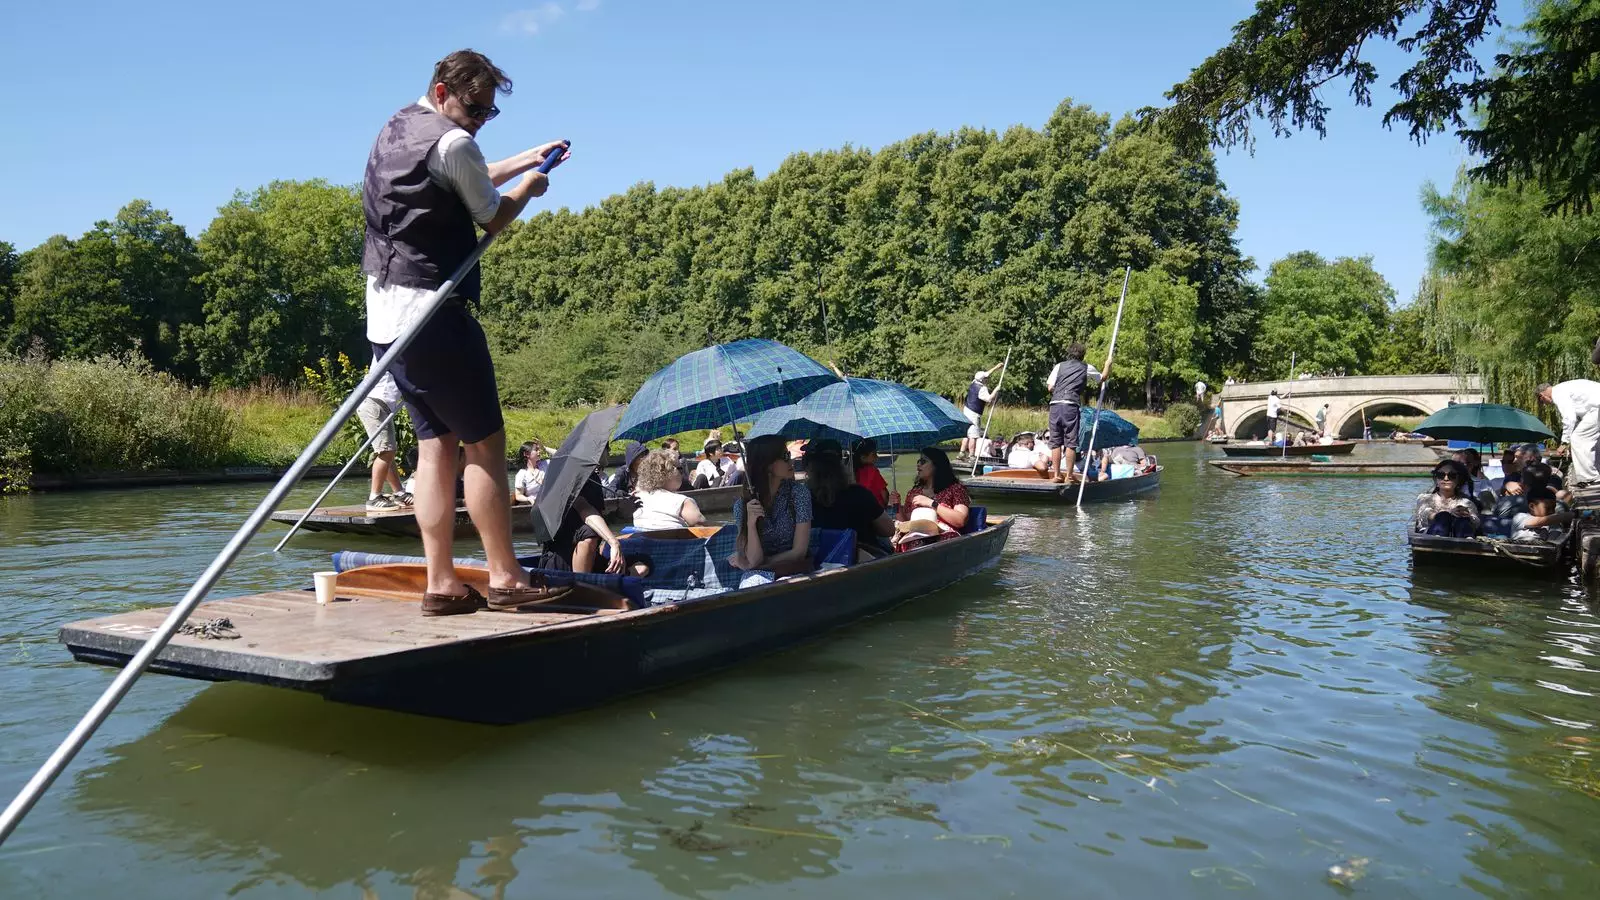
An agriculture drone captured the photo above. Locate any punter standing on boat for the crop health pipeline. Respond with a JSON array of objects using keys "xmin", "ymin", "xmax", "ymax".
[
  {"xmin": 363, "ymin": 49, "xmax": 569, "ymax": 616},
  {"xmin": 1538, "ymin": 380, "xmax": 1600, "ymax": 487},
  {"xmin": 1043, "ymin": 343, "xmax": 1101, "ymax": 483},
  {"xmin": 960, "ymin": 362, "xmax": 1006, "ymax": 459},
  {"xmin": 1265, "ymin": 389, "xmax": 1281, "ymax": 439}
]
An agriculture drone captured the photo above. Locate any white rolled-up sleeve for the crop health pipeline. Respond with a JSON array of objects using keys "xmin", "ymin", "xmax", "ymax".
[{"xmin": 431, "ymin": 131, "xmax": 500, "ymax": 225}]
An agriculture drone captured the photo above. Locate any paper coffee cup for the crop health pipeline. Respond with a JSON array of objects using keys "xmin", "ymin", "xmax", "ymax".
[{"xmin": 313, "ymin": 571, "xmax": 338, "ymax": 605}]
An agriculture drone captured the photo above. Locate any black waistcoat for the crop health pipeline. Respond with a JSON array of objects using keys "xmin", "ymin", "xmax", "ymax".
[{"xmin": 361, "ymin": 104, "xmax": 481, "ymax": 301}]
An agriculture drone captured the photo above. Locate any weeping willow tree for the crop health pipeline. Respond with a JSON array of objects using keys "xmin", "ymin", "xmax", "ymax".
[{"xmin": 1421, "ymin": 170, "xmax": 1600, "ymax": 408}]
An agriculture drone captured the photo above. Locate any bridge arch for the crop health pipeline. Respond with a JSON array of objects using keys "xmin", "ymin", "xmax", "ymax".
[
  {"xmin": 1232, "ymin": 404, "xmax": 1317, "ymax": 440},
  {"xmin": 1335, "ymin": 397, "xmax": 1436, "ymax": 438}
]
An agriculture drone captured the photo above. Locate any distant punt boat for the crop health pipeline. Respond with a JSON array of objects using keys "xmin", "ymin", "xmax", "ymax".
[
  {"xmin": 1220, "ymin": 441, "xmax": 1357, "ymax": 457},
  {"xmin": 1208, "ymin": 459, "xmax": 1434, "ymax": 477},
  {"xmin": 964, "ymin": 467, "xmax": 1161, "ymax": 503}
]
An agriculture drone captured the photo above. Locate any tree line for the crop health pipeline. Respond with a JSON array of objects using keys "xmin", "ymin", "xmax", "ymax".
[{"xmin": 0, "ymin": 97, "xmax": 1426, "ymax": 411}]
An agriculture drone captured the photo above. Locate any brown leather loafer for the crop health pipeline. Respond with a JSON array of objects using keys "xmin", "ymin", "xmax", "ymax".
[
  {"xmin": 421, "ymin": 585, "xmax": 485, "ymax": 617},
  {"xmin": 486, "ymin": 576, "xmax": 574, "ymax": 611}
]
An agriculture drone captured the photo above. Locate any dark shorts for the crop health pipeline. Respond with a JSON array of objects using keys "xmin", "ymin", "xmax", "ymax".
[
  {"xmin": 1047, "ymin": 403, "xmax": 1081, "ymax": 450},
  {"xmin": 372, "ymin": 302, "xmax": 503, "ymax": 443}
]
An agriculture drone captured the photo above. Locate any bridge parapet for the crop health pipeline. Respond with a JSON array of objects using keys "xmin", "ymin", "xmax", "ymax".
[
  {"xmin": 1216, "ymin": 374, "xmax": 1484, "ymax": 439},
  {"xmin": 1219, "ymin": 374, "xmax": 1481, "ymax": 403}
]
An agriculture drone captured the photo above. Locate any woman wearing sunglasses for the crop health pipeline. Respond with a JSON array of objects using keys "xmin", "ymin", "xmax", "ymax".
[
  {"xmin": 895, "ymin": 447, "xmax": 971, "ymax": 549},
  {"xmin": 1414, "ymin": 458, "xmax": 1480, "ymax": 538}
]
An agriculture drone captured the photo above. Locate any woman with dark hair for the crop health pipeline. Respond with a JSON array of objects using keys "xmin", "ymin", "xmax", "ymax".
[
  {"xmin": 729, "ymin": 435, "xmax": 814, "ymax": 577},
  {"xmin": 1413, "ymin": 458, "xmax": 1479, "ymax": 537},
  {"xmin": 851, "ymin": 438, "xmax": 897, "ymax": 508},
  {"xmin": 513, "ymin": 439, "xmax": 547, "ymax": 504},
  {"xmin": 807, "ymin": 439, "xmax": 894, "ymax": 559},
  {"xmin": 894, "ymin": 446, "xmax": 971, "ymax": 549}
]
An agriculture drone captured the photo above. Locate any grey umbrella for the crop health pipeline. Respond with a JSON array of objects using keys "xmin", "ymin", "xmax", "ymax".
[{"xmin": 530, "ymin": 405, "xmax": 626, "ymax": 544}]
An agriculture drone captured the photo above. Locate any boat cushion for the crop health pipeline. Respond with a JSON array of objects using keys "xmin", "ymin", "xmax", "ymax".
[
  {"xmin": 328, "ymin": 551, "xmax": 648, "ymax": 609},
  {"xmin": 810, "ymin": 527, "xmax": 857, "ymax": 567}
]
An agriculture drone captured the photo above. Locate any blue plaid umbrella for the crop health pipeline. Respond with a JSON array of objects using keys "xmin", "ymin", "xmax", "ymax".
[
  {"xmin": 1078, "ymin": 407, "xmax": 1139, "ymax": 451},
  {"xmin": 614, "ymin": 339, "xmax": 840, "ymax": 443},
  {"xmin": 744, "ymin": 377, "xmax": 969, "ymax": 453}
]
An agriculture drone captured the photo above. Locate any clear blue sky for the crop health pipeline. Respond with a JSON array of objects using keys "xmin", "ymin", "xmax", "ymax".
[{"xmin": 0, "ymin": 0, "xmax": 1479, "ymax": 303}]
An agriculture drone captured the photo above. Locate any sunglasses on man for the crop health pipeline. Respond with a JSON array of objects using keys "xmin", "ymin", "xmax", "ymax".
[{"xmin": 454, "ymin": 92, "xmax": 499, "ymax": 122}]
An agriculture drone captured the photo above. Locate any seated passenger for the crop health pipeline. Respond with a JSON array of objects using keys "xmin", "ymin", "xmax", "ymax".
[
  {"xmin": 729, "ymin": 435, "xmax": 814, "ymax": 577},
  {"xmin": 1007, "ymin": 432, "xmax": 1049, "ymax": 476},
  {"xmin": 805, "ymin": 439, "xmax": 895, "ymax": 559},
  {"xmin": 895, "ymin": 447, "xmax": 971, "ymax": 549},
  {"xmin": 513, "ymin": 439, "xmax": 547, "ymax": 504},
  {"xmin": 852, "ymin": 438, "xmax": 898, "ymax": 508},
  {"xmin": 605, "ymin": 441, "xmax": 648, "ymax": 496},
  {"xmin": 541, "ymin": 466, "xmax": 649, "ymax": 576},
  {"xmin": 1099, "ymin": 444, "xmax": 1148, "ymax": 480},
  {"xmin": 632, "ymin": 449, "xmax": 706, "ymax": 531},
  {"xmin": 1450, "ymin": 448, "xmax": 1499, "ymax": 505},
  {"xmin": 693, "ymin": 440, "xmax": 728, "ymax": 489},
  {"xmin": 1413, "ymin": 460, "xmax": 1479, "ymax": 538},
  {"xmin": 1510, "ymin": 488, "xmax": 1572, "ymax": 543}
]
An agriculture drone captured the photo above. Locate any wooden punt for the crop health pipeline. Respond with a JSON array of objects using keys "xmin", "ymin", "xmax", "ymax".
[
  {"xmin": 1208, "ymin": 459, "xmax": 1434, "ymax": 477},
  {"xmin": 57, "ymin": 518, "xmax": 1013, "ymax": 724},
  {"xmin": 1220, "ymin": 441, "xmax": 1357, "ymax": 457},
  {"xmin": 964, "ymin": 467, "xmax": 1161, "ymax": 503},
  {"xmin": 270, "ymin": 484, "xmax": 743, "ymax": 538},
  {"xmin": 1408, "ymin": 528, "xmax": 1570, "ymax": 572}
]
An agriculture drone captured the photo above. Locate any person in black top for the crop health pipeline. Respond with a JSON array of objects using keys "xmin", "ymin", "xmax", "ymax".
[
  {"xmin": 539, "ymin": 467, "xmax": 633, "ymax": 574},
  {"xmin": 802, "ymin": 440, "xmax": 894, "ymax": 559}
]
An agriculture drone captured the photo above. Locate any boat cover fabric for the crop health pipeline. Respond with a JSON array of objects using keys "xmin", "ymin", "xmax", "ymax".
[
  {"xmin": 1080, "ymin": 408, "xmax": 1139, "ymax": 452},
  {"xmin": 613, "ymin": 524, "xmax": 857, "ymax": 604},
  {"xmin": 328, "ymin": 551, "xmax": 647, "ymax": 609}
]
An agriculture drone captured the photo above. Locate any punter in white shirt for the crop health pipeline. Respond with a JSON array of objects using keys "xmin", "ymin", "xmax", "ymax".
[{"xmin": 1538, "ymin": 380, "xmax": 1600, "ymax": 485}]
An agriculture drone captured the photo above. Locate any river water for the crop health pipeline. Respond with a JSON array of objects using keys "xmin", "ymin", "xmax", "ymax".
[{"xmin": 2, "ymin": 442, "xmax": 1598, "ymax": 898}]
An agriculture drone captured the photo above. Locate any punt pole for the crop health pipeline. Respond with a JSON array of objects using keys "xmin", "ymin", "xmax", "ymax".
[{"xmin": 272, "ymin": 404, "xmax": 402, "ymax": 552}]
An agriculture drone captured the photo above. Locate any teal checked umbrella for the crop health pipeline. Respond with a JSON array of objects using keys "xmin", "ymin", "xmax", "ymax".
[
  {"xmin": 1414, "ymin": 402, "xmax": 1554, "ymax": 444},
  {"xmin": 743, "ymin": 377, "xmax": 970, "ymax": 453},
  {"xmin": 614, "ymin": 339, "xmax": 840, "ymax": 444}
]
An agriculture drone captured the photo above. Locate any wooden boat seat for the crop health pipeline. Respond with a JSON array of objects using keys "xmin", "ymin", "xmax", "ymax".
[{"xmin": 333, "ymin": 564, "xmax": 631, "ymax": 611}]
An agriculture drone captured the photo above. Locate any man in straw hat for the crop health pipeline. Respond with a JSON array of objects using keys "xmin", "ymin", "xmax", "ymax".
[{"xmin": 960, "ymin": 360, "xmax": 1007, "ymax": 459}]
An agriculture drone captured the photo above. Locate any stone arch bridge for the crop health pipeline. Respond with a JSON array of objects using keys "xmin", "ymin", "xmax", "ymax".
[{"xmin": 1217, "ymin": 374, "xmax": 1483, "ymax": 440}]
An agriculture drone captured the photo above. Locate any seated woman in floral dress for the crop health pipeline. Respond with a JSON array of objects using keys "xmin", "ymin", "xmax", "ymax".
[{"xmin": 894, "ymin": 446, "xmax": 971, "ymax": 550}]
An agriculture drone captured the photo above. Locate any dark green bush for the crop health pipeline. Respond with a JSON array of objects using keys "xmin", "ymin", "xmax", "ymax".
[
  {"xmin": 1162, "ymin": 401, "xmax": 1202, "ymax": 437},
  {"xmin": 0, "ymin": 353, "xmax": 236, "ymax": 489}
]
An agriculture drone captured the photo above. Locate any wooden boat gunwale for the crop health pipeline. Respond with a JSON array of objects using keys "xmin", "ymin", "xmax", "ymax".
[
  {"xmin": 1209, "ymin": 459, "xmax": 1435, "ymax": 477},
  {"xmin": 1406, "ymin": 526, "xmax": 1571, "ymax": 571},
  {"xmin": 963, "ymin": 466, "xmax": 1162, "ymax": 503},
  {"xmin": 1220, "ymin": 441, "xmax": 1358, "ymax": 457}
]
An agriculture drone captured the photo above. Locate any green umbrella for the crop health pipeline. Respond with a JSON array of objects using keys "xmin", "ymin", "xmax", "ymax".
[{"xmin": 1413, "ymin": 402, "xmax": 1554, "ymax": 443}]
